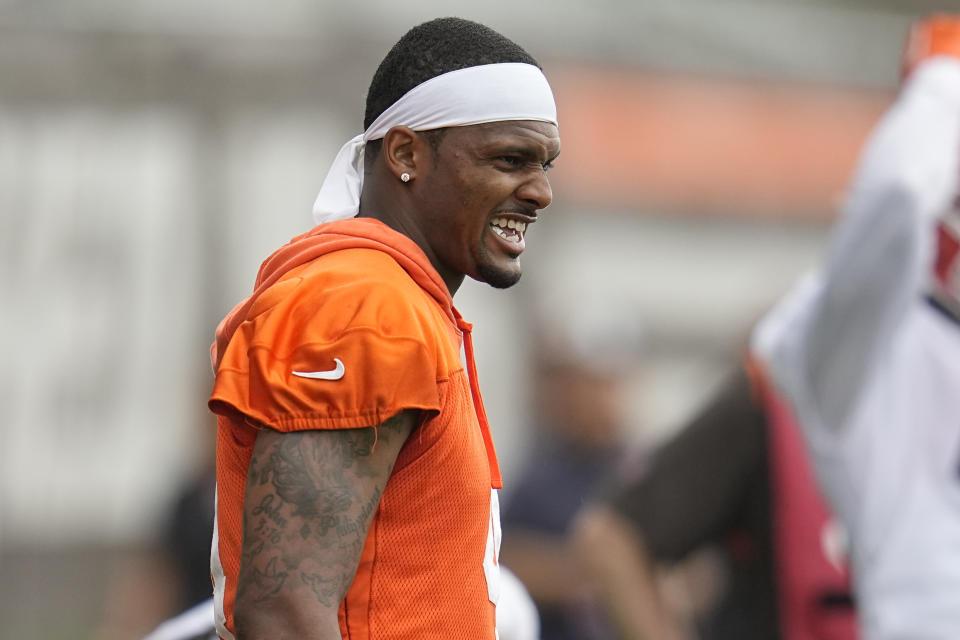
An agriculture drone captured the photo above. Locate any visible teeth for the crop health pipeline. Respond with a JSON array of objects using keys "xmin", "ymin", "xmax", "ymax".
[{"xmin": 490, "ymin": 218, "xmax": 527, "ymax": 234}]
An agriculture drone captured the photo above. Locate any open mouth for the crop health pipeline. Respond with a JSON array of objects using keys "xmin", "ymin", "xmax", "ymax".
[{"xmin": 490, "ymin": 216, "xmax": 527, "ymax": 244}]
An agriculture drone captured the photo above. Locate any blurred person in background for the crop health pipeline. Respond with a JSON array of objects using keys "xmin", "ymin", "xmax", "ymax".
[
  {"xmin": 753, "ymin": 14, "xmax": 960, "ymax": 640},
  {"xmin": 206, "ymin": 16, "xmax": 560, "ymax": 640},
  {"xmin": 573, "ymin": 357, "xmax": 857, "ymax": 640},
  {"xmin": 96, "ymin": 421, "xmax": 216, "ymax": 640},
  {"xmin": 500, "ymin": 308, "xmax": 645, "ymax": 640}
]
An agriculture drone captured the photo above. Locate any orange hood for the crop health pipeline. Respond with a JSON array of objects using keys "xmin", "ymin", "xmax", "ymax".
[{"xmin": 210, "ymin": 217, "xmax": 453, "ymax": 371}]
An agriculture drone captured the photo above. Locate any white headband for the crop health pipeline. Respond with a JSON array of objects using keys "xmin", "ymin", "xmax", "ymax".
[{"xmin": 312, "ymin": 62, "xmax": 558, "ymax": 225}]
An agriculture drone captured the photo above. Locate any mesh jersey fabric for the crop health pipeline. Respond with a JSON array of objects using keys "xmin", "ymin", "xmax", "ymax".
[{"xmin": 208, "ymin": 218, "xmax": 501, "ymax": 639}]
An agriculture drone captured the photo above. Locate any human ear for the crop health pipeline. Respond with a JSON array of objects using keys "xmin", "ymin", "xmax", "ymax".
[{"xmin": 382, "ymin": 125, "xmax": 421, "ymax": 182}]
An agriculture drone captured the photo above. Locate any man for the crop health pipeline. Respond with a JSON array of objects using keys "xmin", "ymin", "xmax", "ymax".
[
  {"xmin": 754, "ymin": 14, "xmax": 960, "ymax": 639},
  {"xmin": 207, "ymin": 17, "xmax": 560, "ymax": 640},
  {"xmin": 500, "ymin": 330, "xmax": 633, "ymax": 640},
  {"xmin": 573, "ymin": 360, "xmax": 857, "ymax": 640}
]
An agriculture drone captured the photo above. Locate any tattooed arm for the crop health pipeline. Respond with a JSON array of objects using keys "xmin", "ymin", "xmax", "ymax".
[{"xmin": 233, "ymin": 410, "xmax": 417, "ymax": 639}]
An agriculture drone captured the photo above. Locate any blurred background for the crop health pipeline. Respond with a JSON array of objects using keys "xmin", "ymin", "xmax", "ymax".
[{"xmin": 0, "ymin": 0, "xmax": 946, "ymax": 637}]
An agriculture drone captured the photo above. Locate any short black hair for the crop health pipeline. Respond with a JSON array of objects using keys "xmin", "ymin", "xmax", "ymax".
[{"xmin": 363, "ymin": 17, "xmax": 540, "ymax": 129}]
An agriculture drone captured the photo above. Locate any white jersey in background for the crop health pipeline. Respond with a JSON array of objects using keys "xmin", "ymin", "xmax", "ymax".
[{"xmin": 754, "ymin": 57, "xmax": 960, "ymax": 640}]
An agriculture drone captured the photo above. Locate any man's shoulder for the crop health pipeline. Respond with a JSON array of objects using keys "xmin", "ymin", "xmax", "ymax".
[
  {"xmin": 244, "ymin": 247, "xmax": 446, "ymax": 352},
  {"xmin": 316, "ymin": 243, "xmax": 402, "ymax": 266},
  {"xmin": 303, "ymin": 245, "xmax": 422, "ymax": 289},
  {"xmin": 252, "ymin": 247, "xmax": 431, "ymax": 317}
]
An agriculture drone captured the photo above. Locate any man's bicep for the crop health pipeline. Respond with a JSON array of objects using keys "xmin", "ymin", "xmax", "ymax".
[{"xmin": 234, "ymin": 410, "xmax": 416, "ymax": 637}]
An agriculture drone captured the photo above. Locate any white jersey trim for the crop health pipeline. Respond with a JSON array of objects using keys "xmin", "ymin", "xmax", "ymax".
[{"xmin": 210, "ymin": 490, "xmax": 235, "ymax": 640}]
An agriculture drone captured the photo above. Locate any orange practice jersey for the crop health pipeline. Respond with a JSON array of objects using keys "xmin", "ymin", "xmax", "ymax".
[{"xmin": 208, "ymin": 218, "xmax": 502, "ymax": 639}]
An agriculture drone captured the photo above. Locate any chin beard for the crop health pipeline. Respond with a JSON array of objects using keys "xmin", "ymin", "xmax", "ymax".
[{"xmin": 477, "ymin": 262, "xmax": 522, "ymax": 289}]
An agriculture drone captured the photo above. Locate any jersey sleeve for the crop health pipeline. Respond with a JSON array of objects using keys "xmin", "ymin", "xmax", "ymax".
[
  {"xmin": 759, "ymin": 58, "xmax": 960, "ymax": 432},
  {"xmin": 210, "ymin": 265, "xmax": 445, "ymax": 432}
]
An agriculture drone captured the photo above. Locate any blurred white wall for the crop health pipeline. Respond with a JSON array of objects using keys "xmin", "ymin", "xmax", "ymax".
[{"xmin": 1, "ymin": 106, "xmax": 205, "ymax": 543}]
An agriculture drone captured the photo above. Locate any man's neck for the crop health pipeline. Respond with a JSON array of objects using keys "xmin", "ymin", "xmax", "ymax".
[{"xmin": 358, "ymin": 193, "xmax": 463, "ymax": 297}]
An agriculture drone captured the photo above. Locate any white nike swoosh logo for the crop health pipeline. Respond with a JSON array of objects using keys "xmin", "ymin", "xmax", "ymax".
[{"xmin": 292, "ymin": 358, "xmax": 345, "ymax": 380}]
